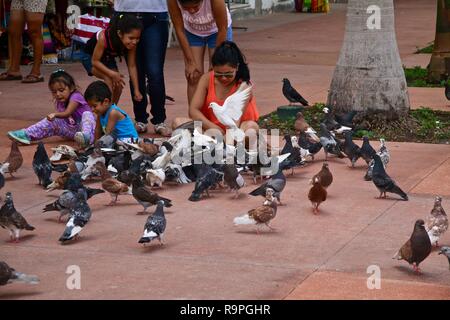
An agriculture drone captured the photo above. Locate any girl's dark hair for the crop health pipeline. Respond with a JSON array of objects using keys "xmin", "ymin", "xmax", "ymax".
[
  {"xmin": 48, "ymin": 69, "xmax": 77, "ymax": 91},
  {"xmin": 211, "ymin": 41, "xmax": 250, "ymax": 83},
  {"xmin": 84, "ymin": 80, "xmax": 112, "ymax": 102},
  {"xmin": 108, "ymin": 13, "xmax": 143, "ymax": 56}
]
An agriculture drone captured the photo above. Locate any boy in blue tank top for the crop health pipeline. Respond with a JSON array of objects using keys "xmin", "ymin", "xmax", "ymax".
[{"xmin": 84, "ymin": 80, "xmax": 138, "ymax": 143}]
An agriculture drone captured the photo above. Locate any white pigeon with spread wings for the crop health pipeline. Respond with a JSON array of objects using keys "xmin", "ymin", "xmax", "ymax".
[{"xmin": 209, "ymin": 84, "xmax": 252, "ymax": 140}]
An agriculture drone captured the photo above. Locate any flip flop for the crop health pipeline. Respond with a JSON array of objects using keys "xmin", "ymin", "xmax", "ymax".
[
  {"xmin": 0, "ymin": 72, "xmax": 23, "ymax": 81},
  {"xmin": 21, "ymin": 74, "xmax": 44, "ymax": 83}
]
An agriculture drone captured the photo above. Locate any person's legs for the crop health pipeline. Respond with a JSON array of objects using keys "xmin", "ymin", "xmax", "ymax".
[
  {"xmin": 91, "ymin": 61, "xmax": 121, "ymax": 103},
  {"xmin": 142, "ymin": 13, "xmax": 169, "ymax": 126},
  {"xmin": 24, "ymin": 118, "xmax": 77, "ymax": 141},
  {"xmin": 188, "ymin": 46, "xmax": 206, "ymax": 103},
  {"xmin": 23, "ymin": 10, "xmax": 45, "ymax": 78},
  {"xmin": 4, "ymin": 8, "xmax": 25, "ymax": 77},
  {"xmin": 240, "ymin": 121, "xmax": 260, "ymax": 151},
  {"xmin": 80, "ymin": 112, "xmax": 96, "ymax": 143}
]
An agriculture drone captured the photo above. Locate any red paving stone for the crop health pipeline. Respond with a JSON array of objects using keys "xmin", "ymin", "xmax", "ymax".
[{"xmin": 0, "ymin": 0, "xmax": 449, "ymax": 299}]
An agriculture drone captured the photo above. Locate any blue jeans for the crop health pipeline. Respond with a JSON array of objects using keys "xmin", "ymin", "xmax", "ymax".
[{"xmin": 117, "ymin": 12, "xmax": 169, "ymax": 125}]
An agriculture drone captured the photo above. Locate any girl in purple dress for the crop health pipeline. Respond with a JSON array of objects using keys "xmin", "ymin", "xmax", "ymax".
[{"xmin": 7, "ymin": 69, "xmax": 96, "ymax": 148}]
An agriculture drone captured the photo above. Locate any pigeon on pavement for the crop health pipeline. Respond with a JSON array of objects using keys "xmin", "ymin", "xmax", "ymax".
[
  {"xmin": 0, "ymin": 192, "xmax": 35, "ymax": 242},
  {"xmin": 132, "ymin": 174, "xmax": 172, "ymax": 213},
  {"xmin": 4, "ymin": 141, "xmax": 23, "ymax": 177},
  {"xmin": 32, "ymin": 142, "xmax": 53, "ymax": 188},
  {"xmin": 95, "ymin": 162, "xmax": 132, "ymax": 205},
  {"xmin": 249, "ymin": 162, "xmax": 286, "ymax": 205},
  {"xmin": 188, "ymin": 165, "xmax": 224, "ymax": 202},
  {"xmin": 364, "ymin": 138, "xmax": 390, "ymax": 181},
  {"xmin": 138, "ymin": 200, "xmax": 167, "ymax": 245},
  {"xmin": 294, "ymin": 112, "xmax": 319, "ymax": 142},
  {"xmin": 342, "ymin": 131, "xmax": 362, "ymax": 167},
  {"xmin": 43, "ymin": 189, "xmax": 77, "ymax": 223},
  {"xmin": 372, "ymin": 154, "xmax": 408, "ymax": 200},
  {"xmin": 308, "ymin": 176, "xmax": 327, "ymax": 214},
  {"xmin": 282, "ymin": 78, "xmax": 308, "ymax": 106},
  {"xmin": 0, "ymin": 261, "xmax": 39, "ymax": 286},
  {"xmin": 234, "ymin": 188, "xmax": 277, "ymax": 233},
  {"xmin": 319, "ymin": 123, "xmax": 345, "ymax": 160},
  {"xmin": 310, "ymin": 162, "xmax": 333, "ymax": 189},
  {"xmin": 393, "ymin": 219, "xmax": 432, "ymax": 274},
  {"xmin": 59, "ymin": 189, "xmax": 92, "ymax": 243},
  {"xmin": 360, "ymin": 136, "xmax": 377, "ymax": 165},
  {"xmin": 223, "ymin": 163, "xmax": 245, "ymax": 198},
  {"xmin": 425, "ymin": 196, "xmax": 448, "ymax": 246}
]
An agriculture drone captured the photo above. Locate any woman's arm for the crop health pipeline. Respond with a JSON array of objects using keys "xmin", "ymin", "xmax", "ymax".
[
  {"xmin": 189, "ymin": 73, "xmax": 224, "ymax": 134},
  {"xmin": 126, "ymin": 48, "xmax": 143, "ymax": 102},
  {"xmin": 167, "ymin": 0, "xmax": 202, "ymax": 83},
  {"xmin": 105, "ymin": 109, "xmax": 125, "ymax": 136},
  {"xmin": 211, "ymin": 0, "xmax": 229, "ymax": 46}
]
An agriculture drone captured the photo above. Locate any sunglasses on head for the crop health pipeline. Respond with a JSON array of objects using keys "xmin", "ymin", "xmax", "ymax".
[{"xmin": 214, "ymin": 71, "xmax": 236, "ymax": 79}]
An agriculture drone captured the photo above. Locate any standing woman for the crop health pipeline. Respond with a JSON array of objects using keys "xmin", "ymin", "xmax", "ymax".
[
  {"xmin": 0, "ymin": 0, "xmax": 48, "ymax": 83},
  {"xmin": 168, "ymin": 0, "xmax": 232, "ymax": 103},
  {"xmin": 113, "ymin": 0, "xmax": 172, "ymax": 137}
]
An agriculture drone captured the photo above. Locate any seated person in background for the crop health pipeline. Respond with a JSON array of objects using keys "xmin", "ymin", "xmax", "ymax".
[
  {"xmin": 172, "ymin": 41, "xmax": 259, "ymax": 140},
  {"xmin": 84, "ymin": 80, "xmax": 138, "ymax": 143}
]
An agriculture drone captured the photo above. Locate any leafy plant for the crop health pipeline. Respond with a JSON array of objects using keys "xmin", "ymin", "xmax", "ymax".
[
  {"xmin": 415, "ymin": 42, "xmax": 434, "ymax": 54},
  {"xmin": 403, "ymin": 66, "xmax": 444, "ymax": 88}
]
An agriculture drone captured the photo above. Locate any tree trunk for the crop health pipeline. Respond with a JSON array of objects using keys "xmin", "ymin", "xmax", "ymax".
[
  {"xmin": 428, "ymin": 0, "xmax": 450, "ymax": 83},
  {"xmin": 327, "ymin": 0, "xmax": 410, "ymax": 119}
]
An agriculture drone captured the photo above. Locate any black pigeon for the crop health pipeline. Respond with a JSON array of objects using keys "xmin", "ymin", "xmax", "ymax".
[
  {"xmin": 372, "ymin": 154, "xmax": 408, "ymax": 200},
  {"xmin": 51, "ymin": 163, "xmax": 69, "ymax": 173},
  {"xmin": 393, "ymin": 219, "xmax": 431, "ymax": 274},
  {"xmin": 188, "ymin": 165, "xmax": 224, "ymax": 201},
  {"xmin": 0, "ymin": 261, "xmax": 39, "ymax": 286},
  {"xmin": 298, "ymin": 132, "xmax": 322, "ymax": 159},
  {"xmin": 223, "ymin": 163, "xmax": 245, "ymax": 198},
  {"xmin": 138, "ymin": 200, "xmax": 167, "ymax": 245},
  {"xmin": 59, "ymin": 189, "xmax": 92, "ymax": 243},
  {"xmin": 342, "ymin": 131, "xmax": 362, "ymax": 167},
  {"xmin": 108, "ymin": 150, "xmax": 132, "ymax": 173},
  {"xmin": 280, "ymin": 135, "xmax": 303, "ymax": 175},
  {"xmin": 64, "ymin": 173, "xmax": 105, "ymax": 199},
  {"xmin": 0, "ymin": 192, "xmax": 35, "ymax": 242},
  {"xmin": 282, "ymin": 78, "xmax": 308, "ymax": 106},
  {"xmin": 335, "ymin": 110, "xmax": 357, "ymax": 128},
  {"xmin": 360, "ymin": 136, "xmax": 376, "ymax": 164},
  {"xmin": 32, "ymin": 142, "xmax": 53, "ymax": 188},
  {"xmin": 131, "ymin": 175, "xmax": 172, "ymax": 213},
  {"xmin": 249, "ymin": 163, "xmax": 286, "ymax": 204}
]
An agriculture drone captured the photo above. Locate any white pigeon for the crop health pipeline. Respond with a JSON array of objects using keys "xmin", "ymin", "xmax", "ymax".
[
  {"xmin": 165, "ymin": 163, "xmax": 191, "ymax": 184},
  {"xmin": 152, "ymin": 149, "xmax": 172, "ymax": 170},
  {"xmin": 209, "ymin": 84, "xmax": 252, "ymax": 140},
  {"xmin": 0, "ymin": 163, "xmax": 10, "ymax": 175},
  {"xmin": 193, "ymin": 128, "xmax": 217, "ymax": 146},
  {"xmin": 146, "ymin": 168, "xmax": 166, "ymax": 188}
]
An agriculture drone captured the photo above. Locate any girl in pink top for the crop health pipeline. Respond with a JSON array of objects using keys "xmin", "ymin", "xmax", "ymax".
[{"xmin": 168, "ymin": 0, "xmax": 232, "ymax": 103}]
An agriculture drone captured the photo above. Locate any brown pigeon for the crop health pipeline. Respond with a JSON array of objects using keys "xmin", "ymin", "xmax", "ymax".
[
  {"xmin": 393, "ymin": 219, "xmax": 432, "ymax": 274},
  {"xmin": 310, "ymin": 162, "xmax": 333, "ymax": 189},
  {"xmin": 4, "ymin": 141, "xmax": 23, "ymax": 177},
  {"xmin": 0, "ymin": 261, "xmax": 39, "ymax": 286},
  {"xmin": 95, "ymin": 162, "xmax": 132, "ymax": 205},
  {"xmin": 425, "ymin": 196, "xmax": 448, "ymax": 247},
  {"xmin": 234, "ymin": 188, "xmax": 278, "ymax": 233},
  {"xmin": 308, "ymin": 176, "xmax": 327, "ymax": 214},
  {"xmin": 294, "ymin": 112, "xmax": 320, "ymax": 142},
  {"xmin": 0, "ymin": 192, "xmax": 35, "ymax": 242},
  {"xmin": 138, "ymin": 140, "xmax": 159, "ymax": 156},
  {"xmin": 46, "ymin": 171, "xmax": 72, "ymax": 192},
  {"xmin": 131, "ymin": 174, "xmax": 172, "ymax": 214}
]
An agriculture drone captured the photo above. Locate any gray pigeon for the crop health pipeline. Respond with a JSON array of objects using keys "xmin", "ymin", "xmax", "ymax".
[
  {"xmin": 372, "ymin": 154, "xmax": 408, "ymax": 200},
  {"xmin": 0, "ymin": 192, "xmax": 35, "ymax": 242},
  {"xmin": 188, "ymin": 165, "xmax": 224, "ymax": 202},
  {"xmin": 138, "ymin": 200, "xmax": 166, "ymax": 245},
  {"xmin": 59, "ymin": 189, "xmax": 91, "ymax": 243},
  {"xmin": 319, "ymin": 123, "xmax": 345, "ymax": 160},
  {"xmin": 43, "ymin": 190, "xmax": 77, "ymax": 223},
  {"xmin": 425, "ymin": 196, "xmax": 448, "ymax": 246},
  {"xmin": 438, "ymin": 246, "xmax": 450, "ymax": 270},
  {"xmin": 342, "ymin": 131, "xmax": 361, "ymax": 167},
  {"xmin": 249, "ymin": 163, "xmax": 286, "ymax": 204},
  {"xmin": 360, "ymin": 136, "xmax": 376, "ymax": 164},
  {"xmin": 32, "ymin": 142, "xmax": 53, "ymax": 188},
  {"xmin": 0, "ymin": 261, "xmax": 39, "ymax": 286},
  {"xmin": 0, "ymin": 163, "xmax": 8, "ymax": 195}
]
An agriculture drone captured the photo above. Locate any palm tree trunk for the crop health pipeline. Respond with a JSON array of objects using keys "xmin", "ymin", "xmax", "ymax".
[
  {"xmin": 428, "ymin": 0, "xmax": 450, "ymax": 83},
  {"xmin": 327, "ymin": 0, "xmax": 410, "ymax": 119}
]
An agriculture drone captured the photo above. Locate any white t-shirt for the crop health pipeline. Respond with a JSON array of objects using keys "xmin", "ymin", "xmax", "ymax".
[{"xmin": 114, "ymin": 0, "xmax": 167, "ymax": 13}]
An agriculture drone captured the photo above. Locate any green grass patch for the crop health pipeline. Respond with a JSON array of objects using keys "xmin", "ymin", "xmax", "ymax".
[
  {"xmin": 259, "ymin": 104, "xmax": 450, "ymax": 144},
  {"xmin": 403, "ymin": 66, "xmax": 446, "ymax": 87}
]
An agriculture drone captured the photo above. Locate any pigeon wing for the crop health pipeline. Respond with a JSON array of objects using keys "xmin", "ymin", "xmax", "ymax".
[{"xmin": 222, "ymin": 85, "xmax": 252, "ymax": 121}]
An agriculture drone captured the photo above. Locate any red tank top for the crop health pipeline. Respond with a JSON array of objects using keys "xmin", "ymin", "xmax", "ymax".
[{"xmin": 200, "ymin": 72, "xmax": 259, "ymax": 130}]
